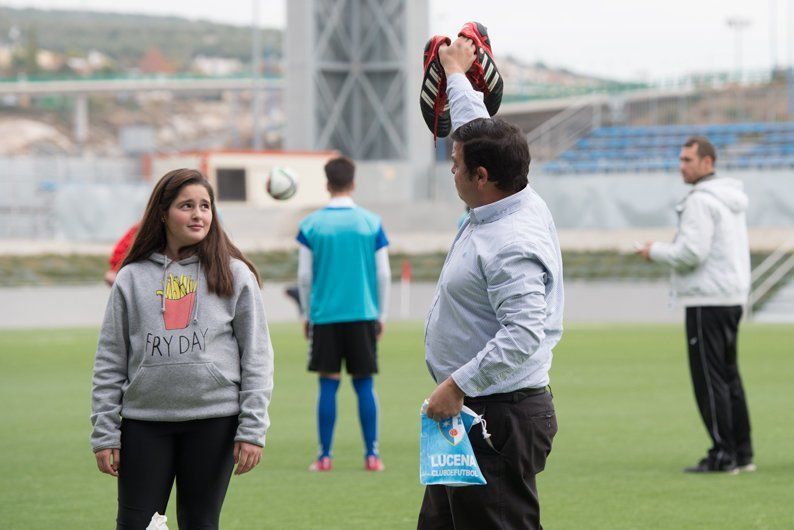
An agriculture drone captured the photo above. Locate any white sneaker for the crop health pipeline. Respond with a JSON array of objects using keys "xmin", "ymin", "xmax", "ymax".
[{"xmin": 737, "ymin": 462, "xmax": 757, "ymax": 472}]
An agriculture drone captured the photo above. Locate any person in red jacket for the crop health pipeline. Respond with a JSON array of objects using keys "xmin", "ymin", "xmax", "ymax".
[{"xmin": 104, "ymin": 224, "xmax": 139, "ymax": 286}]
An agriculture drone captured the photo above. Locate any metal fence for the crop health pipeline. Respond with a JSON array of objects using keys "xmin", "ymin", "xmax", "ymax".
[{"xmin": 0, "ymin": 156, "xmax": 142, "ymax": 239}]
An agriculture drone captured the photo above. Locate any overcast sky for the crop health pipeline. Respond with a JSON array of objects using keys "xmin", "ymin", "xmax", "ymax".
[{"xmin": 3, "ymin": 0, "xmax": 793, "ymax": 80}]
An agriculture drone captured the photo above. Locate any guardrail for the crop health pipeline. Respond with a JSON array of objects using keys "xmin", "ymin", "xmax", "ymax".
[
  {"xmin": 0, "ymin": 75, "xmax": 283, "ymax": 95},
  {"xmin": 525, "ymin": 98, "xmax": 602, "ymax": 162},
  {"xmin": 747, "ymin": 237, "xmax": 794, "ymax": 319}
]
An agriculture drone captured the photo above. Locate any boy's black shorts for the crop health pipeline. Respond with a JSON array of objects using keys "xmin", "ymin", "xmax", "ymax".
[{"xmin": 308, "ymin": 320, "xmax": 380, "ymax": 375}]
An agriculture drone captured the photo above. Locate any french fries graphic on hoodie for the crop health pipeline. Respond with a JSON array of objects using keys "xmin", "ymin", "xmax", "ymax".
[{"xmin": 156, "ymin": 273, "xmax": 197, "ymax": 330}]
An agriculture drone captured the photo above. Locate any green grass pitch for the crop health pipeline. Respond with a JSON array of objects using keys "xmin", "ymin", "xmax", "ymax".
[{"xmin": 1, "ymin": 322, "xmax": 793, "ymax": 529}]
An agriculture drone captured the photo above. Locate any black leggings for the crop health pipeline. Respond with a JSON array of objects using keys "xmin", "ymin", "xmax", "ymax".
[{"xmin": 117, "ymin": 416, "xmax": 237, "ymax": 530}]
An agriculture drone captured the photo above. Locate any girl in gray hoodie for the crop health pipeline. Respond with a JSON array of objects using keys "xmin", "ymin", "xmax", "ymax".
[{"xmin": 90, "ymin": 168, "xmax": 274, "ymax": 529}]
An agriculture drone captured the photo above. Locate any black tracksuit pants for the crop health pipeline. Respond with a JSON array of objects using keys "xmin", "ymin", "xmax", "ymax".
[
  {"xmin": 116, "ymin": 415, "xmax": 238, "ymax": 530},
  {"xmin": 685, "ymin": 305, "xmax": 753, "ymax": 465}
]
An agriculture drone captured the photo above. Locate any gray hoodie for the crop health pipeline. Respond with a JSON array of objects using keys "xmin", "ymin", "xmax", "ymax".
[
  {"xmin": 90, "ymin": 253, "xmax": 274, "ymax": 452},
  {"xmin": 650, "ymin": 175, "xmax": 751, "ymax": 306}
]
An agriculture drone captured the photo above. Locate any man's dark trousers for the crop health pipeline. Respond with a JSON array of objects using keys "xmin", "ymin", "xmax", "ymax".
[
  {"xmin": 685, "ymin": 305, "xmax": 753, "ymax": 466},
  {"xmin": 417, "ymin": 389, "xmax": 557, "ymax": 530}
]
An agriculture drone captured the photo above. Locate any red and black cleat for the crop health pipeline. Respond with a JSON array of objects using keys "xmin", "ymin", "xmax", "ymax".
[
  {"xmin": 458, "ymin": 21, "xmax": 503, "ymax": 117},
  {"xmin": 420, "ymin": 35, "xmax": 452, "ymax": 140}
]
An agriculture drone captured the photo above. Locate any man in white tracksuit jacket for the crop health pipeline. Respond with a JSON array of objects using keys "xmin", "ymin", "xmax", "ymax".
[{"xmin": 638, "ymin": 136, "xmax": 754, "ymax": 474}]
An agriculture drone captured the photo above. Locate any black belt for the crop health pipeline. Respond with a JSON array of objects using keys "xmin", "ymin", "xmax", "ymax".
[{"xmin": 465, "ymin": 385, "xmax": 551, "ymax": 404}]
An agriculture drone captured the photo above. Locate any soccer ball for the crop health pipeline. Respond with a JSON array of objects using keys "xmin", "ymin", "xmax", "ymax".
[{"xmin": 266, "ymin": 166, "xmax": 298, "ymax": 200}]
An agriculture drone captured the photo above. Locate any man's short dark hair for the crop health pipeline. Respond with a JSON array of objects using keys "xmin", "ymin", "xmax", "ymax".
[
  {"xmin": 324, "ymin": 156, "xmax": 355, "ymax": 191},
  {"xmin": 450, "ymin": 118, "xmax": 530, "ymax": 193},
  {"xmin": 684, "ymin": 136, "xmax": 717, "ymax": 164}
]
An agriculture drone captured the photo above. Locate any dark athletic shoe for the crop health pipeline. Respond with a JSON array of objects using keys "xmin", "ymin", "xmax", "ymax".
[
  {"xmin": 736, "ymin": 461, "xmax": 757, "ymax": 472},
  {"xmin": 420, "ymin": 35, "xmax": 452, "ymax": 140},
  {"xmin": 458, "ymin": 21, "xmax": 503, "ymax": 116},
  {"xmin": 683, "ymin": 457, "xmax": 738, "ymax": 475}
]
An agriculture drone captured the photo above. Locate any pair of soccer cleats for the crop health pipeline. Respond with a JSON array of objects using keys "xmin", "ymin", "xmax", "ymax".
[
  {"xmin": 308, "ymin": 455, "xmax": 385, "ymax": 472},
  {"xmin": 420, "ymin": 21, "xmax": 504, "ymax": 140}
]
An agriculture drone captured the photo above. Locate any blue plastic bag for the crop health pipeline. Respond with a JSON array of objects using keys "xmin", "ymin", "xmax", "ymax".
[{"xmin": 419, "ymin": 401, "xmax": 488, "ymax": 486}]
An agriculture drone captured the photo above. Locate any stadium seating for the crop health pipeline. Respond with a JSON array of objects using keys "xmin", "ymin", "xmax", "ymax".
[{"xmin": 541, "ymin": 121, "xmax": 794, "ymax": 174}]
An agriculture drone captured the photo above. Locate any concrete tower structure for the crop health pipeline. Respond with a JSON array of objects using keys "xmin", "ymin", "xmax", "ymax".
[{"xmin": 285, "ymin": 0, "xmax": 433, "ymax": 200}]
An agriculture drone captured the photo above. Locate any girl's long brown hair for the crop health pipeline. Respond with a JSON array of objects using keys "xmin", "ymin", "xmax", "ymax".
[{"xmin": 121, "ymin": 168, "xmax": 261, "ymax": 296}]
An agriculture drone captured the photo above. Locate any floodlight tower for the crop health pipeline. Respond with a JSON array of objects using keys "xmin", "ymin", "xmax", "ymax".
[
  {"xmin": 726, "ymin": 16, "xmax": 752, "ymax": 78},
  {"xmin": 769, "ymin": 0, "xmax": 778, "ymax": 70},
  {"xmin": 251, "ymin": 0, "xmax": 264, "ymax": 150},
  {"xmin": 285, "ymin": 0, "xmax": 430, "ymax": 166},
  {"xmin": 788, "ymin": 0, "xmax": 794, "ymax": 116}
]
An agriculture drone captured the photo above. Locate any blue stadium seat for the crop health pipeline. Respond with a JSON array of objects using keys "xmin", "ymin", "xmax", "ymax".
[{"xmin": 546, "ymin": 121, "xmax": 794, "ymax": 174}]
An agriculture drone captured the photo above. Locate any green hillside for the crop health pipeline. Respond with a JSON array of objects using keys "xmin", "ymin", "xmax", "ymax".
[{"xmin": 0, "ymin": 6, "xmax": 281, "ymax": 71}]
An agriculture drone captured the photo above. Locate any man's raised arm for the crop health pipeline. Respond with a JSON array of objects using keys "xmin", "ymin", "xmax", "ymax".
[{"xmin": 439, "ymin": 38, "xmax": 490, "ymax": 131}]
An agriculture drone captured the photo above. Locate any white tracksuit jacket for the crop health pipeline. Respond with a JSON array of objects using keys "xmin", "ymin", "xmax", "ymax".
[{"xmin": 650, "ymin": 174, "xmax": 751, "ymax": 307}]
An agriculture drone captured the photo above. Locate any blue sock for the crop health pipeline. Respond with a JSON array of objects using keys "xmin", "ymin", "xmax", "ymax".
[
  {"xmin": 317, "ymin": 377, "xmax": 340, "ymax": 459},
  {"xmin": 352, "ymin": 376, "xmax": 379, "ymax": 457}
]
